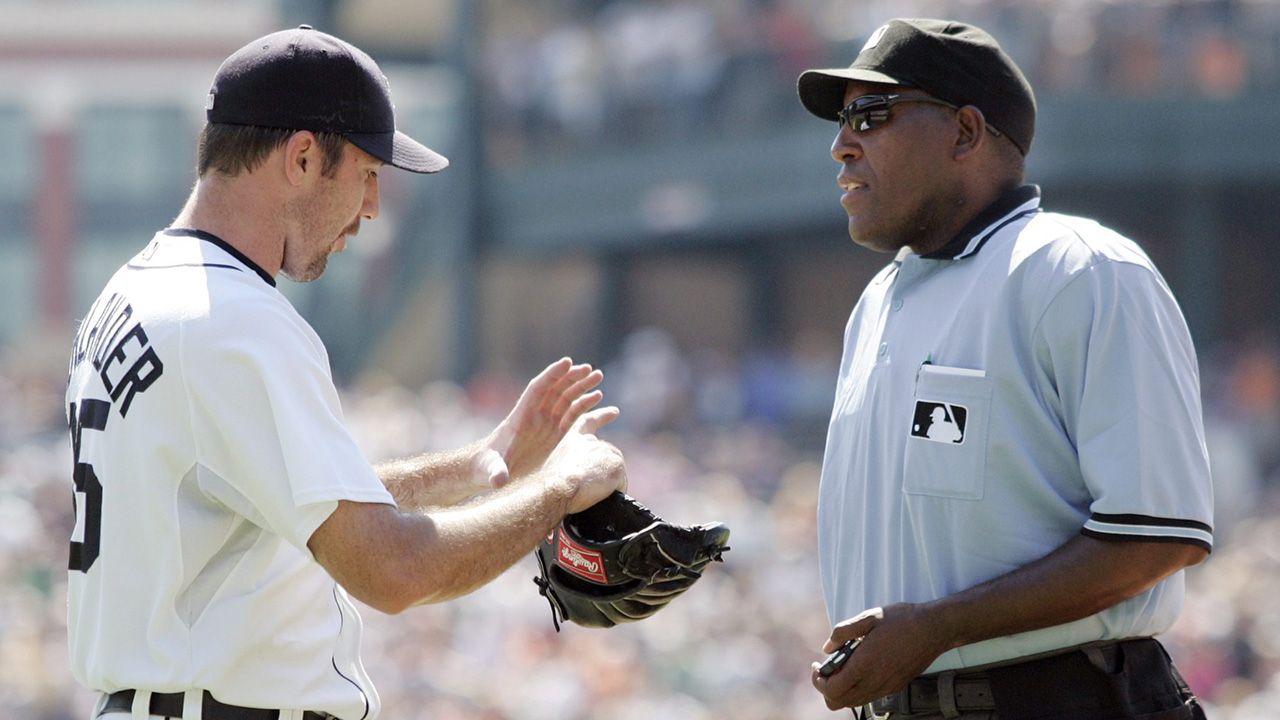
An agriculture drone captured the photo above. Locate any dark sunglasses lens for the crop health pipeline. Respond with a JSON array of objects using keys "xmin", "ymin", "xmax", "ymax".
[{"xmin": 840, "ymin": 96, "xmax": 890, "ymax": 131}]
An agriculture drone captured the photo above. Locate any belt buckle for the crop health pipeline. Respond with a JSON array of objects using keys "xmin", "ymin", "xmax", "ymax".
[
  {"xmin": 869, "ymin": 686, "xmax": 911, "ymax": 719},
  {"xmin": 865, "ymin": 705, "xmax": 893, "ymax": 720}
]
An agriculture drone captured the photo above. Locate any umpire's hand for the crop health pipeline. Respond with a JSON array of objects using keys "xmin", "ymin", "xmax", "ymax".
[{"xmin": 811, "ymin": 603, "xmax": 949, "ymax": 710}]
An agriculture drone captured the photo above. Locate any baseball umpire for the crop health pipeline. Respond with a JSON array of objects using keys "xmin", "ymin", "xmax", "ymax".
[
  {"xmin": 799, "ymin": 19, "xmax": 1213, "ymax": 719},
  {"xmin": 66, "ymin": 26, "xmax": 626, "ymax": 720}
]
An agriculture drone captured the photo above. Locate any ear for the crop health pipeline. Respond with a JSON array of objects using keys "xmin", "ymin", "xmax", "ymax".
[
  {"xmin": 282, "ymin": 131, "xmax": 320, "ymax": 188},
  {"xmin": 952, "ymin": 105, "xmax": 988, "ymax": 161}
]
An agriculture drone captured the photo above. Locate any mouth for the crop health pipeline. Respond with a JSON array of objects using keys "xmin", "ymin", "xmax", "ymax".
[
  {"xmin": 838, "ymin": 175, "xmax": 868, "ymax": 204},
  {"xmin": 333, "ymin": 223, "xmax": 359, "ymax": 253}
]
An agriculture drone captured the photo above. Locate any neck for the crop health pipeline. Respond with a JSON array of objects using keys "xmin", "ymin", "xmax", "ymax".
[
  {"xmin": 910, "ymin": 173, "xmax": 1020, "ymax": 256},
  {"xmin": 171, "ymin": 172, "xmax": 286, "ymax": 277}
]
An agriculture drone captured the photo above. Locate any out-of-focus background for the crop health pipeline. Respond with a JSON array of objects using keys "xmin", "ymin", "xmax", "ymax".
[{"xmin": 1, "ymin": 0, "xmax": 1279, "ymax": 718}]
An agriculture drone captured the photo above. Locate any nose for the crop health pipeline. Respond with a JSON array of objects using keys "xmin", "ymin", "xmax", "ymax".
[
  {"xmin": 830, "ymin": 124, "xmax": 861, "ymax": 164},
  {"xmin": 362, "ymin": 173, "xmax": 380, "ymax": 221}
]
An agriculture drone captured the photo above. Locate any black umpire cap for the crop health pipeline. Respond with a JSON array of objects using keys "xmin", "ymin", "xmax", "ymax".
[
  {"xmin": 206, "ymin": 25, "xmax": 449, "ymax": 173},
  {"xmin": 797, "ymin": 18, "xmax": 1036, "ymax": 156}
]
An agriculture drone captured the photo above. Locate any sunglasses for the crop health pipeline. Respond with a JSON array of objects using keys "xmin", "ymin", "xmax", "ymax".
[{"xmin": 837, "ymin": 94, "xmax": 1004, "ymax": 138}]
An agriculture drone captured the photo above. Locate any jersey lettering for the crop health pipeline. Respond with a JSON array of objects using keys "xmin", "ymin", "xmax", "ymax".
[
  {"xmin": 99, "ymin": 325, "xmax": 164, "ymax": 417},
  {"xmin": 69, "ymin": 399, "xmax": 110, "ymax": 572},
  {"xmin": 68, "ymin": 290, "xmax": 166, "ymax": 572},
  {"xmin": 71, "ymin": 292, "xmax": 165, "ymax": 418},
  {"xmin": 71, "ymin": 292, "xmax": 132, "ymax": 374}
]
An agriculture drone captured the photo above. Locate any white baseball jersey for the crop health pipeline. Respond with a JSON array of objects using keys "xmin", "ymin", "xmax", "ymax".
[
  {"xmin": 817, "ymin": 186, "xmax": 1213, "ymax": 673},
  {"xmin": 66, "ymin": 229, "xmax": 396, "ymax": 719}
]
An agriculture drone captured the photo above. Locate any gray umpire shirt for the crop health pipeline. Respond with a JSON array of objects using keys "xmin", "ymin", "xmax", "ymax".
[{"xmin": 817, "ymin": 185, "xmax": 1213, "ymax": 673}]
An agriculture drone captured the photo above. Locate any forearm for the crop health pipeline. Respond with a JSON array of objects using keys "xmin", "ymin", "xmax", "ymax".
[
  {"xmin": 375, "ymin": 439, "xmax": 488, "ymax": 510},
  {"xmin": 813, "ymin": 534, "xmax": 1208, "ymax": 709},
  {"xmin": 924, "ymin": 534, "xmax": 1209, "ymax": 653},
  {"xmin": 313, "ymin": 404, "xmax": 625, "ymax": 615},
  {"xmin": 315, "ymin": 470, "xmax": 575, "ymax": 614},
  {"xmin": 400, "ymin": 471, "xmax": 575, "ymax": 606}
]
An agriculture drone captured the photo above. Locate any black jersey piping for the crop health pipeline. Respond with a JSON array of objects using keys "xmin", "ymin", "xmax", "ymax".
[
  {"xmin": 161, "ymin": 228, "xmax": 277, "ymax": 287},
  {"xmin": 127, "ymin": 262, "xmax": 243, "ymax": 274},
  {"xmin": 330, "ymin": 586, "xmax": 371, "ymax": 720},
  {"xmin": 956, "ymin": 208, "xmax": 1040, "ymax": 259},
  {"xmin": 922, "ymin": 184, "xmax": 1042, "ymax": 260}
]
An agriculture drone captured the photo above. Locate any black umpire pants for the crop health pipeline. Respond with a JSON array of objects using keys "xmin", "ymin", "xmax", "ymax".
[{"xmin": 862, "ymin": 638, "xmax": 1206, "ymax": 720}]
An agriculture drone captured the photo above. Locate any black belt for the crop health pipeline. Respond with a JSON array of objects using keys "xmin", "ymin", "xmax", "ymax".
[
  {"xmin": 868, "ymin": 640, "xmax": 1137, "ymax": 718},
  {"xmin": 870, "ymin": 671, "xmax": 997, "ymax": 717},
  {"xmin": 101, "ymin": 690, "xmax": 333, "ymax": 720}
]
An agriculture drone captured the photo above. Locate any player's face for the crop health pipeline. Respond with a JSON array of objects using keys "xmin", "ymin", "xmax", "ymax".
[
  {"xmin": 830, "ymin": 81, "xmax": 966, "ymax": 255},
  {"xmin": 282, "ymin": 142, "xmax": 382, "ymax": 283}
]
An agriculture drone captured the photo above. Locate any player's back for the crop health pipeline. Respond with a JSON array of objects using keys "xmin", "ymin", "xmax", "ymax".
[{"xmin": 63, "ymin": 230, "xmax": 378, "ymax": 715}]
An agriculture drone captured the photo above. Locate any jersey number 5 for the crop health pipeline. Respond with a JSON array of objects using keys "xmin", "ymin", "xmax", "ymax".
[{"xmin": 69, "ymin": 399, "xmax": 110, "ymax": 573}]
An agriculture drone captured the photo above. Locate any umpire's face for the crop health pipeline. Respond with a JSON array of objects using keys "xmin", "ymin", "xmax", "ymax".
[
  {"xmin": 830, "ymin": 81, "xmax": 967, "ymax": 256},
  {"xmin": 283, "ymin": 138, "xmax": 383, "ymax": 283}
]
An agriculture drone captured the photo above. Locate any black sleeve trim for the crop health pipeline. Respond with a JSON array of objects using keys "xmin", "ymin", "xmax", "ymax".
[
  {"xmin": 1089, "ymin": 513, "xmax": 1212, "ymax": 533},
  {"xmin": 1081, "ymin": 528, "xmax": 1212, "ymax": 554}
]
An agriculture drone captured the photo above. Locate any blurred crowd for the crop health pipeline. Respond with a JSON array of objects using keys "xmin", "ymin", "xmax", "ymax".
[
  {"xmin": 1, "ymin": 1, "xmax": 1277, "ymax": 718},
  {"xmin": 0, "ymin": 323, "xmax": 1278, "ymax": 719},
  {"xmin": 481, "ymin": 0, "xmax": 1280, "ymax": 155}
]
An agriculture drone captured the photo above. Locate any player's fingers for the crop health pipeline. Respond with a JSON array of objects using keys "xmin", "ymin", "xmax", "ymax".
[
  {"xmin": 559, "ymin": 390, "xmax": 604, "ymax": 431},
  {"xmin": 550, "ymin": 369, "xmax": 603, "ymax": 419},
  {"xmin": 480, "ymin": 451, "xmax": 510, "ymax": 489},
  {"xmin": 541, "ymin": 363, "xmax": 594, "ymax": 411},
  {"xmin": 519, "ymin": 358, "xmax": 573, "ymax": 410},
  {"xmin": 569, "ymin": 406, "xmax": 620, "ymax": 436}
]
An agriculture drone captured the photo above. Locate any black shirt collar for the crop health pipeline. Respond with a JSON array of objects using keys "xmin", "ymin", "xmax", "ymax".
[
  {"xmin": 162, "ymin": 228, "xmax": 277, "ymax": 287},
  {"xmin": 920, "ymin": 184, "xmax": 1042, "ymax": 261}
]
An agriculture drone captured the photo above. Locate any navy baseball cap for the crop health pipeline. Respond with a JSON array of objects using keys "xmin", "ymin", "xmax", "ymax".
[
  {"xmin": 797, "ymin": 19, "xmax": 1036, "ymax": 155},
  {"xmin": 207, "ymin": 25, "xmax": 449, "ymax": 173}
]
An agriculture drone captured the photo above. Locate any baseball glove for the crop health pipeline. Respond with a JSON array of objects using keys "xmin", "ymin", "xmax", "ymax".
[{"xmin": 533, "ymin": 491, "xmax": 730, "ymax": 630}]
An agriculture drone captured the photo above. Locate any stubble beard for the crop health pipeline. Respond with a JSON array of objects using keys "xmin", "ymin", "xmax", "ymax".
[
  {"xmin": 282, "ymin": 182, "xmax": 343, "ymax": 284},
  {"xmin": 281, "ymin": 242, "xmax": 330, "ymax": 283}
]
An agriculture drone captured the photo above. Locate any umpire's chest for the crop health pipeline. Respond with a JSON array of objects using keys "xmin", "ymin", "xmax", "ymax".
[
  {"xmin": 836, "ymin": 254, "xmax": 1003, "ymax": 396},
  {"xmin": 829, "ymin": 251, "xmax": 1028, "ymax": 474}
]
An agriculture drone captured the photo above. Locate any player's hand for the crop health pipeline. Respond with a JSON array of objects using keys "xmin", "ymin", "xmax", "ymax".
[
  {"xmin": 477, "ymin": 358, "xmax": 606, "ymax": 489},
  {"xmin": 810, "ymin": 603, "xmax": 949, "ymax": 711},
  {"xmin": 544, "ymin": 407, "xmax": 627, "ymax": 514}
]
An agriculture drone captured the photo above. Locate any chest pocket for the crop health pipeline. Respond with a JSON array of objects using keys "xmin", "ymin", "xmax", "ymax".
[{"xmin": 903, "ymin": 364, "xmax": 992, "ymax": 500}]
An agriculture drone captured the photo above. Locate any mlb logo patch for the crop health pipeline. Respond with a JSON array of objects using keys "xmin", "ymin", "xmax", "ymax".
[{"xmin": 911, "ymin": 401, "xmax": 968, "ymax": 444}]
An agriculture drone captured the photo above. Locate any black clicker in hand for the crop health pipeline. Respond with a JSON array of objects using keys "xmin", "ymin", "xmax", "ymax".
[{"xmin": 818, "ymin": 638, "xmax": 861, "ymax": 677}]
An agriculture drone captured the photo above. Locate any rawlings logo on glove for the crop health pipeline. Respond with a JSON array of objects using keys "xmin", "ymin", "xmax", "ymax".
[
  {"xmin": 557, "ymin": 534, "xmax": 608, "ymax": 583},
  {"xmin": 533, "ymin": 491, "xmax": 730, "ymax": 630}
]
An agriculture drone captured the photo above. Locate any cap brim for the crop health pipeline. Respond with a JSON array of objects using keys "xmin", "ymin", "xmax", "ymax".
[
  {"xmin": 797, "ymin": 67, "xmax": 906, "ymax": 121},
  {"xmin": 346, "ymin": 130, "xmax": 450, "ymax": 174}
]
